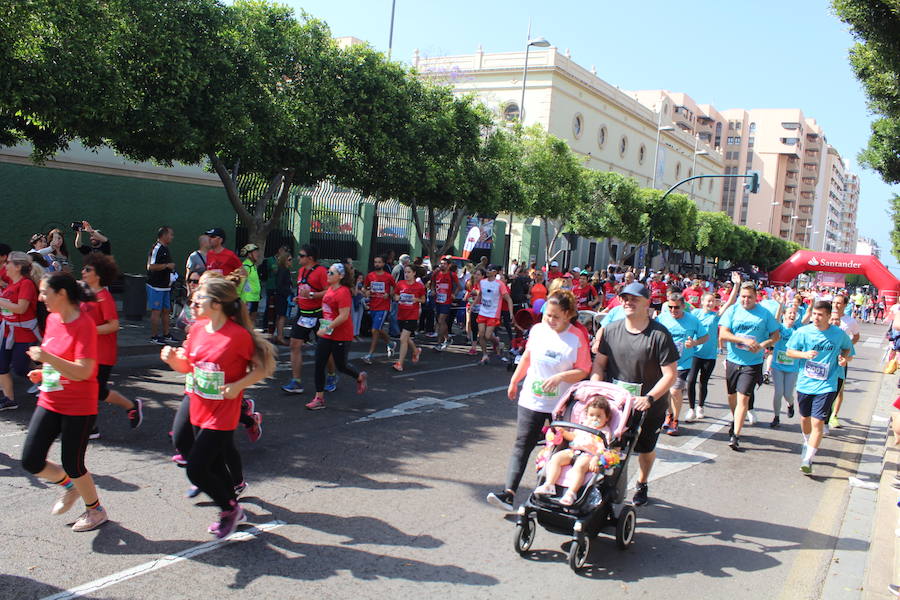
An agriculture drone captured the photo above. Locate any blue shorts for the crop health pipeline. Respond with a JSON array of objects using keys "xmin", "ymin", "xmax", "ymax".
[
  {"xmin": 147, "ymin": 286, "xmax": 171, "ymax": 311},
  {"xmin": 797, "ymin": 392, "xmax": 836, "ymax": 421},
  {"xmin": 370, "ymin": 310, "xmax": 388, "ymax": 330},
  {"xmin": 436, "ymin": 303, "xmax": 451, "ymax": 316},
  {"xmin": 0, "ymin": 342, "xmax": 31, "ymax": 376}
]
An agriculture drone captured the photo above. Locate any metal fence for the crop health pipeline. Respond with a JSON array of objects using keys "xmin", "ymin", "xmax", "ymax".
[
  {"xmin": 305, "ymin": 181, "xmax": 360, "ymax": 261},
  {"xmin": 371, "ymin": 198, "xmax": 412, "ymax": 261},
  {"xmin": 234, "ymin": 174, "xmax": 299, "ymax": 256}
]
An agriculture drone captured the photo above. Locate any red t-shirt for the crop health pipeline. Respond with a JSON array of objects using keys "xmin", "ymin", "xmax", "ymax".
[
  {"xmin": 185, "ymin": 319, "xmax": 254, "ymax": 431},
  {"xmin": 603, "ymin": 280, "xmax": 617, "ymax": 300},
  {"xmin": 365, "ymin": 271, "xmax": 394, "ymax": 311},
  {"xmin": 37, "ymin": 312, "xmax": 99, "ymax": 416},
  {"xmin": 547, "ymin": 269, "xmax": 563, "ymax": 281},
  {"xmin": 649, "ymin": 280, "xmax": 667, "ymax": 304},
  {"xmin": 605, "ymin": 296, "xmax": 622, "ymax": 310},
  {"xmin": 296, "ymin": 264, "xmax": 329, "ymax": 311},
  {"xmin": 206, "ymin": 248, "xmax": 243, "ymax": 276},
  {"xmin": 1, "ymin": 277, "xmax": 39, "ymax": 343},
  {"xmin": 684, "ymin": 287, "xmax": 703, "ymax": 308},
  {"xmin": 718, "ymin": 287, "xmax": 730, "ymax": 301},
  {"xmin": 396, "ymin": 280, "xmax": 426, "ymax": 321},
  {"xmin": 83, "ymin": 288, "xmax": 118, "ymax": 365},
  {"xmin": 320, "ymin": 285, "xmax": 353, "ymax": 341},
  {"xmin": 572, "ymin": 284, "xmax": 597, "ymax": 310},
  {"xmin": 530, "ymin": 283, "xmax": 548, "ymax": 304},
  {"xmin": 0, "ymin": 266, "xmax": 10, "ymax": 286},
  {"xmin": 432, "ymin": 271, "xmax": 458, "ymax": 305}
]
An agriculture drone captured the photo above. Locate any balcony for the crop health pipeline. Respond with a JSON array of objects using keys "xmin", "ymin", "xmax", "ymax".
[
  {"xmin": 803, "ymin": 162, "xmax": 818, "ymax": 171},
  {"xmin": 801, "ymin": 177, "xmax": 817, "ymax": 187}
]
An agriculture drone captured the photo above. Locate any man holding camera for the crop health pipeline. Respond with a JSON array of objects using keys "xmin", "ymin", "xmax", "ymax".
[{"xmin": 73, "ymin": 220, "xmax": 111, "ymax": 256}]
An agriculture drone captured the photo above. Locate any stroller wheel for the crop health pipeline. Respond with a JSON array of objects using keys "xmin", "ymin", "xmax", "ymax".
[
  {"xmin": 615, "ymin": 506, "xmax": 637, "ymax": 550},
  {"xmin": 514, "ymin": 519, "xmax": 536, "ymax": 555},
  {"xmin": 567, "ymin": 536, "xmax": 590, "ymax": 571}
]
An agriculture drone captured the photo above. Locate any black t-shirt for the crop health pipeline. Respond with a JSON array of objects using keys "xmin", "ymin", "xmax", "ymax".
[
  {"xmin": 147, "ymin": 242, "xmax": 173, "ymax": 290},
  {"xmin": 78, "ymin": 241, "xmax": 112, "ymax": 256},
  {"xmin": 510, "ymin": 275, "xmax": 531, "ymax": 305},
  {"xmin": 598, "ymin": 318, "xmax": 680, "ymax": 402}
]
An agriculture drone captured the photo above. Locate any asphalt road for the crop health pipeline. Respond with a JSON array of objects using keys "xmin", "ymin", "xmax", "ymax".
[{"xmin": 0, "ymin": 322, "xmax": 889, "ymax": 599}]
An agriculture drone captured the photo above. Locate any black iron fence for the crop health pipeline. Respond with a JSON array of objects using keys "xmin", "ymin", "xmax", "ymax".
[{"xmin": 306, "ymin": 182, "xmax": 359, "ymax": 261}]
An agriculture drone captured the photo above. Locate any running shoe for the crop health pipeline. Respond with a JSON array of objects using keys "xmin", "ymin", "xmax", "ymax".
[
  {"xmin": 0, "ymin": 396, "xmax": 18, "ymax": 411},
  {"xmin": 172, "ymin": 454, "xmax": 187, "ymax": 467},
  {"xmin": 324, "ymin": 374, "xmax": 337, "ymax": 392},
  {"xmin": 234, "ymin": 481, "xmax": 248, "ymax": 497},
  {"xmin": 479, "ymin": 355, "xmax": 489, "ymax": 366},
  {"xmin": 486, "ymin": 490, "xmax": 514, "ymax": 512},
  {"xmin": 186, "ymin": 485, "xmax": 201, "ymax": 498},
  {"xmin": 88, "ymin": 427, "xmax": 101, "ymax": 441},
  {"xmin": 467, "ymin": 347, "xmax": 479, "ymax": 355},
  {"xmin": 281, "ymin": 379, "xmax": 304, "ymax": 394},
  {"xmin": 27, "ymin": 384, "xmax": 39, "ymax": 395},
  {"xmin": 662, "ymin": 413, "xmax": 673, "ymax": 433},
  {"xmin": 666, "ymin": 420, "xmax": 679, "ymax": 436},
  {"xmin": 210, "ymin": 502, "xmax": 246, "ymax": 539},
  {"xmin": 632, "ymin": 482, "xmax": 649, "ymax": 506},
  {"xmin": 770, "ymin": 416, "xmax": 780, "ymax": 429},
  {"xmin": 51, "ymin": 487, "xmax": 80, "ymax": 515},
  {"xmin": 412, "ymin": 348, "xmax": 422, "ymax": 364},
  {"xmin": 828, "ymin": 415, "xmax": 841, "ymax": 429},
  {"xmin": 305, "ymin": 397, "xmax": 326, "ymax": 410},
  {"xmin": 127, "ymin": 398, "xmax": 144, "ymax": 429},
  {"xmin": 391, "ymin": 362, "xmax": 403, "ymax": 372},
  {"xmin": 685, "ymin": 409, "xmax": 696, "ymax": 423},
  {"xmin": 241, "ymin": 398, "xmax": 255, "ymax": 417},
  {"xmin": 247, "ymin": 413, "xmax": 262, "ymax": 443},
  {"xmin": 787, "ymin": 404, "xmax": 795, "ymax": 418},
  {"xmin": 763, "ymin": 372, "xmax": 771, "ymax": 385},
  {"xmin": 426, "ymin": 332, "xmax": 438, "ymax": 338},
  {"xmin": 746, "ymin": 411, "xmax": 757, "ymax": 426},
  {"xmin": 162, "ymin": 334, "xmax": 178, "ymax": 344},
  {"xmin": 72, "ymin": 507, "xmax": 108, "ymax": 532},
  {"xmin": 696, "ymin": 406, "xmax": 705, "ymax": 419},
  {"xmin": 800, "ymin": 460, "xmax": 812, "ymax": 475},
  {"xmin": 729, "ymin": 434, "xmax": 742, "ymax": 452},
  {"xmin": 386, "ymin": 342, "xmax": 397, "ymax": 358},
  {"xmin": 356, "ymin": 372, "xmax": 368, "ymax": 394},
  {"xmin": 150, "ymin": 336, "xmax": 165, "ymax": 345},
  {"xmin": 361, "ymin": 354, "xmax": 374, "ymax": 365}
]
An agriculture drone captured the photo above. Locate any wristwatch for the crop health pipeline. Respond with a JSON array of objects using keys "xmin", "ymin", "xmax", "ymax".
[{"xmin": 645, "ymin": 393, "xmax": 655, "ymax": 404}]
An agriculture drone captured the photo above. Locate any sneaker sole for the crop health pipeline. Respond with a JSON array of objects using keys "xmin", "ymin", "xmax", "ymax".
[
  {"xmin": 281, "ymin": 387, "xmax": 304, "ymax": 394},
  {"xmin": 486, "ymin": 494, "xmax": 513, "ymax": 512},
  {"xmin": 0, "ymin": 404, "xmax": 19, "ymax": 411},
  {"xmin": 72, "ymin": 512, "xmax": 109, "ymax": 532},
  {"xmin": 130, "ymin": 399, "xmax": 144, "ymax": 429},
  {"xmin": 800, "ymin": 465, "xmax": 812, "ymax": 475}
]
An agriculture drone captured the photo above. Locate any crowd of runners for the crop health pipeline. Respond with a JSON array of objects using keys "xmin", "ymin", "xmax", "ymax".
[{"xmin": 0, "ymin": 225, "xmax": 886, "ymax": 538}]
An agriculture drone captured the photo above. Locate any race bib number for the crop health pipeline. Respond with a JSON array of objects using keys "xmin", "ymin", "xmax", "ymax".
[
  {"xmin": 436, "ymin": 293, "xmax": 448, "ymax": 304},
  {"xmin": 399, "ymin": 293, "xmax": 414, "ymax": 304},
  {"xmin": 39, "ymin": 363, "xmax": 64, "ymax": 393},
  {"xmin": 481, "ymin": 296, "xmax": 496, "ymax": 312},
  {"xmin": 803, "ymin": 360, "xmax": 829, "ymax": 381},
  {"xmin": 613, "ymin": 379, "xmax": 641, "ymax": 396},
  {"xmin": 735, "ymin": 336, "xmax": 755, "ymax": 351},
  {"xmin": 775, "ymin": 350, "xmax": 794, "ymax": 366},
  {"xmin": 370, "ymin": 281, "xmax": 385, "ymax": 294},
  {"xmin": 185, "ymin": 372, "xmax": 194, "ymax": 393},
  {"xmin": 531, "ymin": 380, "xmax": 557, "ymax": 397},
  {"xmin": 298, "ymin": 316, "xmax": 318, "ymax": 329},
  {"xmin": 0, "ymin": 308, "xmax": 11, "ymax": 317},
  {"xmin": 318, "ymin": 319, "xmax": 332, "ymax": 334},
  {"xmin": 193, "ymin": 364, "xmax": 225, "ymax": 400}
]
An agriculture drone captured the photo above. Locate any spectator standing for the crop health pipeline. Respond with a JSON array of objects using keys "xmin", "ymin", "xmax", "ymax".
[
  {"xmin": 239, "ymin": 243, "xmax": 262, "ymax": 327},
  {"xmin": 185, "ymin": 235, "xmax": 210, "ymax": 276},
  {"xmin": 74, "ymin": 221, "xmax": 111, "ymax": 256},
  {"xmin": 46, "ymin": 229, "xmax": 71, "ymax": 274},
  {"xmin": 204, "ymin": 228, "xmax": 242, "ymax": 277},
  {"xmin": 146, "ymin": 226, "xmax": 176, "ymax": 345}
]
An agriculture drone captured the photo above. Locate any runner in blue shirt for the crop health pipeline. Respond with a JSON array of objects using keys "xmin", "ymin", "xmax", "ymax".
[
  {"xmin": 656, "ymin": 292, "xmax": 708, "ymax": 436},
  {"xmin": 719, "ymin": 281, "xmax": 781, "ymax": 451},
  {"xmin": 769, "ymin": 303, "xmax": 800, "ymax": 429},
  {"xmin": 786, "ymin": 300, "xmax": 853, "ymax": 475}
]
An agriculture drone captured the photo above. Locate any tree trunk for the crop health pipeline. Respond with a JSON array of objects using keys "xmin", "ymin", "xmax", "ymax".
[{"xmin": 542, "ymin": 217, "xmax": 565, "ymax": 263}]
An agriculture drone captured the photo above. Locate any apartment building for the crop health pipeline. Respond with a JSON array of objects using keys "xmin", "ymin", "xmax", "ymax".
[{"xmin": 856, "ymin": 235, "xmax": 880, "ymax": 258}]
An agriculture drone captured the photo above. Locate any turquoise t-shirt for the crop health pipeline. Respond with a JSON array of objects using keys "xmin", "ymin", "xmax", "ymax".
[
  {"xmin": 656, "ymin": 311, "xmax": 708, "ymax": 370},
  {"xmin": 719, "ymin": 303, "xmax": 781, "ymax": 366},
  {"xmin": 759, "ymin": 299, "xmax": 780, "ymax": 317},
  {"xmin": 600, "ymin": 305, "xmax": 625, "ymax": 327},
  {"xmin": 786, "ymin": 324, "xmax": 853, "ymax": 394},
  {"xmin": 694, "ymin": 310, "xmax": 721, "ymax": 360},
  {"xmin": 771, "ymin": 324, "xmax": 800, "ymax": 373}
]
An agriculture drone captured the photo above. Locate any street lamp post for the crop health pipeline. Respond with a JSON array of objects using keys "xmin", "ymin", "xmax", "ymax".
[
  {"xmin": 689, "ymin": 136, "xmax": 709, "ymax": 201},
  {"xmin": 651, "ymin": 114, "xmax": 675, "ymax": 189},
  {"xmin": 767, "ymin": 201, "xmax": 780, "ymax": 236},
  {"xmin": 519, "ymin": 34, "xmax": 550, "ymax": 122},
  {"xmin": 387, "ymin": 0, "xmax": 396, "ymax": 60}
]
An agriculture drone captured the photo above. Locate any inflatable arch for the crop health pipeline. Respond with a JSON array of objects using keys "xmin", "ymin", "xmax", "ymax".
[{"xmin": 768, "ymin": 250, "xmax": 900, "ymax": 306}]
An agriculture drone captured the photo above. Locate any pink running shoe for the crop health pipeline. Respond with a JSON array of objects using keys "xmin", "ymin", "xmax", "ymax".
[{"xmin": 356, "ymin": 372, "xmax": 368, "ymax": 395}]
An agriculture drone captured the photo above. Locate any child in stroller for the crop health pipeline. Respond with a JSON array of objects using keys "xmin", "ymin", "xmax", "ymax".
[{"xmin": 534, "ymin": 397, "xmax": 612, "ymax": 505}]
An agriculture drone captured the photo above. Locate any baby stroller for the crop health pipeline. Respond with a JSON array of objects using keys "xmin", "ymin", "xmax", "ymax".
[
  {"xmin": 506, "ymin": 308, "xmax": 540, "ymax": 371},
  {"xmin": 512, "ymin": 381, "xmax": 643, "ymax": 572}
]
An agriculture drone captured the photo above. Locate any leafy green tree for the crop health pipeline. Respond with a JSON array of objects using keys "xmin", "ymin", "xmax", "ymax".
[
  {"xmin": 569, "ymin": 170, "xmax": 645, "ymax": 263},
  {"xmin": 889, "ymin": 193, "xmax": 900, "ymax": 263}
]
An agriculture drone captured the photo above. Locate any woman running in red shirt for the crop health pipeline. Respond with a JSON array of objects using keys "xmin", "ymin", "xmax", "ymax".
[
  {"xmin": 80, "ymin": 254, "xmax": 143, "ymax": 435},
  {"xmin": 305, "ymin": 263, "xmax": 367, "ymax": 410},
  {"xmin": 0, "ymin": 252, "xmax": 43, "ymax": 410},
  {"xmin": 160, "ymin": 276, "xmax": 275, "ymax": 538},
  {"xmin": 21, "ymin": 273, "xmax": 106, "ymax": 532},
  {"xmin": 393, "ymin": 265, "xmax": 425, "ymax": 372}
]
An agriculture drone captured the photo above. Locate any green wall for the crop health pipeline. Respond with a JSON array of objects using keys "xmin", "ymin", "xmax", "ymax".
[{"xmin": 0, "ymin": 162, "xmax": 233, "ymax": 275}]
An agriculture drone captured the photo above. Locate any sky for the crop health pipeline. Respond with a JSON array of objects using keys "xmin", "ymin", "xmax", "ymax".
[{"xmin": 278, "ymin": 0, "xmax": 899, "ymax": 273}]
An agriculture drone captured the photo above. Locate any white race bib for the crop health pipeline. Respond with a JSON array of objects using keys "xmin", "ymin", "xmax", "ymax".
[
  {"xmin": 399, "ymin": 293, "xmax": 414, "ymax": 304},
  {"xmin": 613, "ymin": 379, "xmax": 641, "ymax": 397},
  {"xmin": 298, "ymin": 316, "xmax": 318, "ymax": 329},
  {"xmin": 370, "ymin": 281, "xmax": 385, "ymax": 294},
  {"xmin": 39, "ymin": 363, "xmax": 64, "ymax": 393},
  {"xmin": 775, "ymin": 350, "xmax": 794, "ymax": 366},
  {"xmin": 803, "ymin": 360, "xmax": 829, "ymax": 381},
  {"xmin": 436, "ymin": 293, "xmax": 448, "ymax": 303},
  {"xmin": 192, "ymin": 364, "xmax": 225, "ymax": 400}
]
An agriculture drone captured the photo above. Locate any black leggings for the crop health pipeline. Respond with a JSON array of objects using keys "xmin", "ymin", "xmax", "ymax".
[
  {"xmin": 500, "ymin": 311, "xmax": 514, "ymax": 341},
  {"xmin": 314, "ymin": 338, "xmax": 359, "ymax": 392},
  {"xmin": 22, "ymin": 406, "xmax": 95, "ymax": 478},
  {"xmin": 687, "ymin": 357, "xmax": 717, "ymax": 409},
  {"xmin": 186, "ymin": 427, "xmax": 238, "ymax": 511},
  {"xmin": 172, "ymin": 395, "xmax": 243, "ymax": 486},
  {"xmin": 504, "ymin": 405, "xmax": 551, "ymax": 492}
]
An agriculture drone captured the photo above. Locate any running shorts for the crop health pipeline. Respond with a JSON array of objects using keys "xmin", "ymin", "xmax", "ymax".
[
  {"xmin": 291, "ymin": 309, "xmax": 322, "ymax": 341},
  {"xmin": 399, "ymin": 319, "xmax": 417, "ymax": 333},
  {"xmin": 370, "ymin": 310, "xmax": 388, "ymax": 330},
  {"xmin": 671, "ymin": 368, "xmax": 690, "ymax": 392},
  {"xmin": 634, "ymin": 397, "xmax": 668, "ymax": 454},
  {"xmin": 146, "ymin": 286, "xmax": 171, "ymax": 311},
  {"xmin": 797, "ymin": 391, "xmax": 836, "ymax": 420},
  {"xmin": 476, "ymin": 315, "xmax": 500, "ymax": 327},
  {"xmin": 725, "ymin": 361, "xmax": 761, "ymax": 396}
]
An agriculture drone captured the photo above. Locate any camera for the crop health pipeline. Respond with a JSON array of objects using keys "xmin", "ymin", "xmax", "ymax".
[{"xmin": 71, "ymin": 221, "xmax": 83, "ymax": 232}]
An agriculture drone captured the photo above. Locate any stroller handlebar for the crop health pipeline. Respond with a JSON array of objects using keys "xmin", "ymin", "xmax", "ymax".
[{"xmin": 549, "ymin": 421, "xmax": 608, "ymax": 447}]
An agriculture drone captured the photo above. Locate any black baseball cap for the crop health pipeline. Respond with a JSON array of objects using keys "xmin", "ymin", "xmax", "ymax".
[
  {"xmin": 204, "ymin": 227, "xmax": 226, "ymax": 239},
  {"xmin": 619, "ymin": 282, "xmax": 650, "ymax": 299}
]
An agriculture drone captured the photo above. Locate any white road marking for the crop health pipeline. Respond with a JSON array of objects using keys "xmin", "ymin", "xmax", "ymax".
[
  {"xmin": 392, "ymin": 362, "xmax": 478, "ymax": 379},
  {"xmin": 631, "ymin": 445, "xmax": 717, "ymax": 487},
  {"xmin": 40, "ymin": 520, "xmax": 285, "ymax": 600},
  {"xmin": 352, "ymin": 385, "xmax": 507, "ymax": 424}
]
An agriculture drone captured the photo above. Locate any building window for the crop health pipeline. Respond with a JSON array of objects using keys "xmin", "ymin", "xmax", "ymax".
[
  {"xmin": 572, "ymin": 113, "xmax": 584, "ymax": 139},
  {"xmin": 675, "ymin": 163, "xmax": 681, "ymax": 180},
  {"xmin": 688, "ymin": 167, "xmax": 693, "ymax": 178},
  {"xmin": 749, "ymin": 122, "xmax": 756, "ymax": 133},
  {"xmin": 502, "ymin": 102, "xmax": 520, "ymax": 122},
  {"xmin": 638, "ymin": 144, "xmax": 646, "ymax": 164},
  {"xmin": 598, "ymin": 126, "xmax": 607, "ymax": 148},
  {"xmin": 619, "ymin": 135, "xmax": 627, "ymax": 157},
  {"xmin": 782, "ymin": 122, "xmax": 800, "ymax": 130}
]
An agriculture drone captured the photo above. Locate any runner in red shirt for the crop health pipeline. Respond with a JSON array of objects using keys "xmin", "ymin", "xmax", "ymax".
[
  {"xmin": 393, "ymin": 265, "xmax": 426, "ymax": 371},
  {"xmin": 160, "ymin": 274, "xmax": 275, "ymax": 538},
  {"xmin": 306, "ymin": 262, "xmax": 368, "ymax": 410},
  {"xmin": 648, "ymin": 272, "xmax": 668, "ymax": 313},
  {"xmin": 204, "ymin": 227, "xmax": 244, "ymax": 277},
  {"xmin": 683, "ymin": 280, "xmax": 703, "ymax": 309},
  {"xmin": 431, "ymin": 257, "xmax": 460, "ymax": 351},
  {"xmin": 572, "ymin": 272, "xmax": 600, "ymax": 311},
  {"xmin": 0, "ymin": 251, "xmax": 42, "ymax": 410},
  {"xmin": 362, "ymin": 255, "xmax": 396, "ymax": 364},
  {"xmin": 81, "ymin": 254, "xmax": 143, "ymax": 434},
  {"xmin": 546, "ymin": 260, "xmax": 563, "ymax": 281},
  {"xmin": 282, "ymin": 244, "xmax": 330, "ymax": 394},
  {"xmin": 21, "ymin": 273, "xmax": 107, "ymax": 532}
]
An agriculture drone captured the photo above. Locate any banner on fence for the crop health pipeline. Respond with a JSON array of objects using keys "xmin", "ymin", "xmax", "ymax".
[
  {"xmin": 466, "ymin": 216, "xmax": 494, "ymax": 250},
  {"xmin": 816, "ymin": 272, "xmax": 846, "ymax": 288}
]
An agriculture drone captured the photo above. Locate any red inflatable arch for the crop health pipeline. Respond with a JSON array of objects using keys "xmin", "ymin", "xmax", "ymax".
[{"xmin": 768, "ymin": 250, "xmax": 900, "ymax": 307}]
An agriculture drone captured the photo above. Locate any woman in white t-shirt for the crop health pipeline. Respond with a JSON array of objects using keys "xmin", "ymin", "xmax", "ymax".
[{"xmin": 486, "ymin": 290, "xmax": 592, "ymax": 512}]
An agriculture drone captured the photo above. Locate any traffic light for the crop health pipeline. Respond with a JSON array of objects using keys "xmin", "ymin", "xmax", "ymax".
[{"xmin": 745, "ymin": 170, "xmax": 760, "ymax": 193}]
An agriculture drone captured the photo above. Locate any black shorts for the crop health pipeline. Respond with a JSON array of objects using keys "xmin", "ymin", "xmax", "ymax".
[
  {"xmin": 634, "ymin": 397, "xmax": 668, "ymax": 454},
  {"xmin": 274, "ymin": 294, "xmax": 289, "ymax": 318},
  {"xmin": 798, "ymin": 391, "xmax": 836, "ymax": 420},
  {"xmin": 97, "ymin": 364, "xmax": 113, "ymax": 402},
  {"xmin": 725, "ymin": 361, "xmax": 762, "ymax": 396},
  {"xmin": 291, "ymin": 310, "xmax": 322, "ymax": 341},
  {"xmin": 399, "ymin": 319, "xmax": 418, "ymax": 333},
  {"xmin": 246, "ymin": 301, "xmax": 259, "ymax": 313}
]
